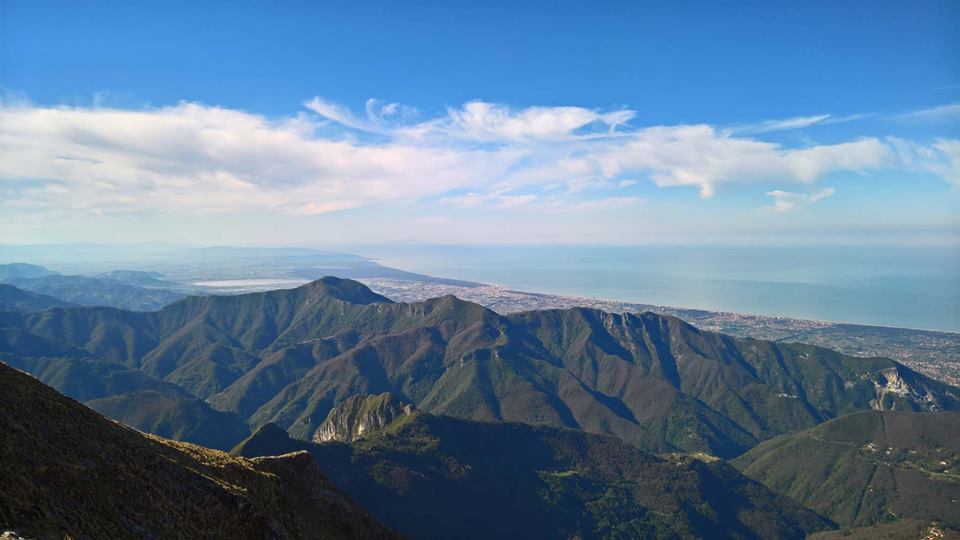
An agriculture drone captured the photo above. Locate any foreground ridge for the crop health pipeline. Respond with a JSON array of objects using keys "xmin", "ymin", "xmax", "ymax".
[{"xmin": 0, "ymin": 362, "xmax": 396, "ymax": 540}]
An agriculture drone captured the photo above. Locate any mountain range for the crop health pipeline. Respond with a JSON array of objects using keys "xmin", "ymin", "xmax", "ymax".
[
  {"xmin": 0, "ymin": 277, "xmax": 956, "ymax": 457},
  {"xmin": 1, "ymin": 276, "xmax": 958, "ymax": 538}
]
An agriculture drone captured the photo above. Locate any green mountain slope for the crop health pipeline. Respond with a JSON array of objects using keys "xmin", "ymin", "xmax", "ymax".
[
  {"xmin": 234, "ymin": 393, "xmax": 833, "ymax": 540},
  {"xmin": 0, "ymin": 361, "xmax": 396, "ymax": 540},
  {"xmin": 1, "ymin": 278, "xmax": 956, "ymax": 458},
  {"xmin": 733, "ymin": 410, "xmax": 960, "ymax": 529}
]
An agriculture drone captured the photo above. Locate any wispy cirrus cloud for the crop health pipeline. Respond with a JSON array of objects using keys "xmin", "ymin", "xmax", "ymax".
[
  {"xmin": 766, "ymin": 186, "xmax": 836, "ymax": 211},
  {"xmin": 725, "ymin": 114, "xmax": 833, "ymax": 135},
  {"xmin": 724, "ymin": 111, "xmax": 874, "ymax": 136},
  {"xmin": 895, "ymin": 103, "xmax": 960, "ymax": 123},
  {"xmin": 0, "ymin": 96, "xmax": 954, "ymax": 220}
]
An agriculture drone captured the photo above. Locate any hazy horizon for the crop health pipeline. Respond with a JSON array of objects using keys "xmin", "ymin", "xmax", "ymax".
[{"xmin": 1, "ymin": 242, "xmax": 957, "ymax": 332}]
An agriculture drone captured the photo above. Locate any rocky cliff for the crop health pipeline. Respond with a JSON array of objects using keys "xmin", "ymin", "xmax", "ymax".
[{"xmin": 314, "ymin": 393, "xmax": 415, "ymax": 443}]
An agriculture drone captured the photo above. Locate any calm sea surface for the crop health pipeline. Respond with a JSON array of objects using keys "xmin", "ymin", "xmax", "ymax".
[{"xmin": 359, "ymin": 245, "xmax": 960, "ymax": 332}]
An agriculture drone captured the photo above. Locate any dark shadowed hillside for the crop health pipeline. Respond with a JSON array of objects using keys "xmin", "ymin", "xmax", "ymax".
[
  {"xmin": 734, "ymin": 410, "xmax": 960, "ymax": 529},
  {"xmin": 234, "ymin": 393, "xmax": 832, "ymax": 540},
  {"xmin": 0, "ymin": 361, "xmax": 396, "ymax": 540}
]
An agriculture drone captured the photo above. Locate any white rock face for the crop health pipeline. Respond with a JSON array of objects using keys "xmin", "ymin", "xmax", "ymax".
[
  {"xmin": 869, "ymin": 366, "xmax": 946, "ymax": 411},
  {"xmin": 313, "ymin": 393, "xmax": 415, "ymax": 443}
]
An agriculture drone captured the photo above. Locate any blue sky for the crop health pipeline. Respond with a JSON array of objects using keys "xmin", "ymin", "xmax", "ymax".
[{"xmin": 0, "ymin": 0, "xmax": 957, "ymax": 245}]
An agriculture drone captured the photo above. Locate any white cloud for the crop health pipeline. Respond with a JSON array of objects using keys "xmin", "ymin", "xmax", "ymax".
[
  {"xmin": 928, "ymin": 139, "xmax": 960, "ymax": 186},
  {"xmin": 0, "ymin": 101, "xmax": 515, "ymax": 217},
  {"xmin": 303, "ymin": 97, "xmax": 382, "ymax": 133},
  {"xmin": 400, "ymin": 101, "xmax": 636, "ymax": 143},
  {"xmin": 766, "ymin": 187, "xmax": 836, "ymax": 211},
  {"xmin": 726, "ymin": 114, "xmax": 832, "ymax": 135},
  {"xmin": 885, "ymin": 136, "xmax": 960, "ymax": 186},
  {"xmin": 0, "ymin": 97, "xmax": 937, "ymax": 220},
  {"xmin": 591, "ymin": 126, "xmax": 889, "ymax": 198},
  {"xmin": 895, "ymin": 103, "xmax": 960, "ymax": 123}
]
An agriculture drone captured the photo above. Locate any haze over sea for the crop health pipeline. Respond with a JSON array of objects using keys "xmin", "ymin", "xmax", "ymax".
[{"xmin": 361, "ymin": 245, "xmax": 960, "ymax": 333}]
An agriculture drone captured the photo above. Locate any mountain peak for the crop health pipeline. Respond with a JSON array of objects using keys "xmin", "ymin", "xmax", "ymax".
[
  {"xmin": 313, "ymin": 392, "xmax": 416, "ymax": 443},
  {"xmin": 300, "ymin": 277, "xmax": 394, "ymax": 305}
]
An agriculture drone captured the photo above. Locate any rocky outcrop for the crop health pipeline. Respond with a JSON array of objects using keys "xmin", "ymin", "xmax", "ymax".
[
  {"xmin": 870, "ymin": 366, "xmax": 953, "ymax": 411},
  {"xmin": 313, "ymin": 393, "xmax": 415, "ymax": 443}
]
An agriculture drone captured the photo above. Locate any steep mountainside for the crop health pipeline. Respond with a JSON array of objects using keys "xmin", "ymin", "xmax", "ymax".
[
  {"xmin": 1, "ymin": 278, "xmax": 956, "ymax": 458},
  {"xmin": 0, "ymin": 284, "xmax": 76, "ymax": 312},
  {"xmin": 0, "ymin": 361, "xmax": 396, "ymax": 540},
  {"xmin": 733, "ymin": 411, "xmax": 960, "ymax": 529},
  {"xmin": 234, "ymin": 393, "xmax": 832, "ymax": 540}
]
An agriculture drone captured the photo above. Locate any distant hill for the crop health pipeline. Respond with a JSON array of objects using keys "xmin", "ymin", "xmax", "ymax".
[
  {"xmin": 234, "ymin": 393, "xmax": 832, "ymax": 540},
  {"xmin": 3, "ymin": 274, "xmax": 187, "ymax": 311},
  {"xmin": 0, "ymin": 263, "xmax": 55, "ymax": 281},
  {"xmin": 1, "ymin": 277, "xmax": 956, "ymax": 459},
  {"xmin": 733, "ymin": 410, "xmax": 960, "ymax": 529},
  {"xmin": 0, "ymin": 284, "xmax": 77, "ymax": 312},
  {"xmin": 0, "ymin": 263, "xmax": 189, "ymax": 311},
  {"xmin": 0, "ymin": 361, "xmax": 396, "ymax": 540},
  {"xmin": 96, "ymin": 269, "xmax": 185, "ymax": 288}
]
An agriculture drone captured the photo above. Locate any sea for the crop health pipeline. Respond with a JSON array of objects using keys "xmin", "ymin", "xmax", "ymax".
[{"xmin": 358, "ymin": 245, "xmax": 960, "ymax": 332}]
